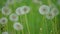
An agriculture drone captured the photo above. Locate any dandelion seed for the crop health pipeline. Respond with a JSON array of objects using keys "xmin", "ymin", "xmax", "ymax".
[
  {"xmin": 13, "ymin": 22, "xmax": 23, "ymax": 31},
  {"xmin": 2, "ymin": 32, "xmax": 8, "ymax": 34},
  {"xmin": 39, "ymin": 5, "xmax": 50, "ymax": 15},
  {"xmin": 0, "ymin": 17, "xmax": 8, "ymax": 25},
  {"xmin": 16, "ymin": 6, "xmax": 30, "ymax": 15},
  {"xmin": 2, "ymin": 7, "xmax": 11, "ymax": 15},
  {"xmin": 9, "ymin": 13, "xmax": 18, "ymax": 21}
]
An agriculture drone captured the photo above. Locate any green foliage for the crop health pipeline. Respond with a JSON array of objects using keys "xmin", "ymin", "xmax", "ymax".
[{"xmin": 0, "ymin": 0, "xmax": 60, "ymax": 34}]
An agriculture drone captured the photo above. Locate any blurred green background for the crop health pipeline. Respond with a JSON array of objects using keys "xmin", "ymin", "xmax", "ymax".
[{"xmin": 0, "ymin": 0, "xmax": 60, "ymax": 34}]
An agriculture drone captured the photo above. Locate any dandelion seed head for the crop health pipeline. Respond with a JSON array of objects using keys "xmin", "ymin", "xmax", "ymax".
[
  {"xmin": 51, "ymin": 8, "xmax": 59, "ymax": 16},
  {"xmin": 9, "ymin": 13, "xmax": 18, "ymax": 21},
  {"xmin": 21, "ymin": 6, "xmax": 30, "ymax": 13},
  {"xmin": 16, "ymin": 7, "xmax": 24, "ymax": 15},
  {"xmin": 2, "ymin": 7, "xmax": 11, "ymax": 15},
  {"xmin": 46, "ymin": 13, "xmax": 55, "ymax": 20},
  {"xmin": 13, "ymin": 22, "xmax": 23, "ymax": 31},
  {"xmin": 39, "ymin": 5, "xmax": 50, "ymax": 15}
]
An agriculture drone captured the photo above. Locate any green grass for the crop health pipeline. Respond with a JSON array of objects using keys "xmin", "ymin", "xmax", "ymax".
[{"xmin": 0, "ymin": 0, "xmax": 60, "ymax": 34}]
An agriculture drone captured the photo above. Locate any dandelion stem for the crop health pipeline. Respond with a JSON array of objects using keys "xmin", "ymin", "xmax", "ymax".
[
  {"xmin": 55, "ymin": 17, "xmax": 58, "ymax": 34},
  {"xmin": 25, "ymin": 14, "xmax": 30, "ymax": 34},
  {"xmin": 20, "ymin": 16, "xmax": 24, "ymax": 34}
]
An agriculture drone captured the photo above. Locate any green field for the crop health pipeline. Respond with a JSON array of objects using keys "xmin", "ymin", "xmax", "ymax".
[{"xmin": 0, "ymin": 0, "xmax": 60, "ymax": 34}]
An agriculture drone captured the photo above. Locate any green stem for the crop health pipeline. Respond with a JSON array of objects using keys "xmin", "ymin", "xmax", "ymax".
[
  {"xmin": 55, "ymin": 17, "xmax": 58, "ymax": 34},
  {"xmin": 25, "ymin": 14, "xmax": 30, "ymax": 34},
  {"xmin": 20, "ymin": 16, "xmax": 24, "ymax": 34}
]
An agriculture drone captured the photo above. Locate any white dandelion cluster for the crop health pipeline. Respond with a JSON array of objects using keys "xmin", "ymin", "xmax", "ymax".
[
  {"xmin": 1, "ymin": 6, "xmax": 30, "ymax": 31},
  {"xmin": 2, "ymin": 32, "xmax": 8, "ymax": 34},
  {"xmin": 39, "ymin": 4, "xmax": 59, "ymax": 20},
  {"xmin": 13, "ymin": 22, "xmax": 23, "ymax": 31},
  {"xmin": 1, "ymin": 6, "xmax": 30, "ymax": 21},
  {"xmin": 16, "ymin": 6, "xmax": 30, "ymax": 15},
  {"xmin": 1, "ymin": 5, "xmax": 29, "ymax": 31}
]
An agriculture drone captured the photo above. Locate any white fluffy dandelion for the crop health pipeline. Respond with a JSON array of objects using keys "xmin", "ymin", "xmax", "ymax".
[
  {"xmin": 16, "ymin": 7, "xmax": 24, "ymax": 15},
  {"xmin": 2, "ymin": 7, "xmax": 11, "ymax": 15},
  {"xmin": 9, "ymin": 13, "xmax": 18, "ymax": 21},
  {"xmin": 21, "ymin": 6, "xmax": 30, "ymax": 14},
  {"xmin": 13, "ymin": 22, "xmax": 23, "ymax": 31},
  {"xmin": 39, "ymin": 5, "xmax": 50, "ymax": 15},
  {"xmin": 2, "ymin": 32, "xmax": 8, "ymax": 34},
  {"xmin": 0, "ymin": 17, "xmax": 8, "ymax": 25},
  {"xmin": 16, "ymin": 6, "xmax": 30, "ymax": 15},
  {"xmin": 51, "ymin": 8, "xmax": 59, "ymax": 16},
  {"xmin": 46, "ymin": 12, "xmax": 55, "ymax": 20}
]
